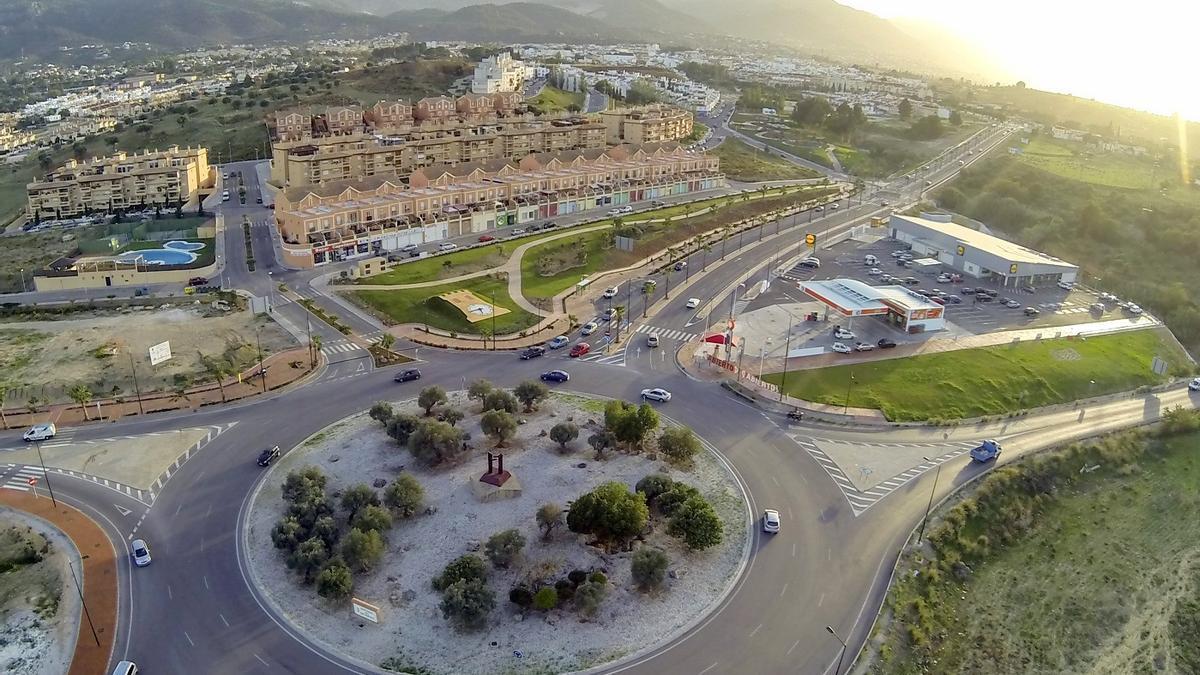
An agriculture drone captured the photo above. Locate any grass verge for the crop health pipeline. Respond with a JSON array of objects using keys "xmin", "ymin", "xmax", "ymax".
[
  {"xmin": 711, "ymin": 138, "xmax": 821, "ymax": 182},
  {"xmin": 763, "ymin": 329, "xmax": 1193, "ymax": 421},
  {"xmin": 350, "ymin": 275, "xmax": 541, "ymax": 335},
  {"xmin": 870, "ymin": 409, "xmax": 1200, "ymax": 674}
]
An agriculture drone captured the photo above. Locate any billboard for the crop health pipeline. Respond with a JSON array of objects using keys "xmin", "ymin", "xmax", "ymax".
[
  {"xmin": 351, "ymin": 598, "xmax": 381, "ymax": 623},
  {"xmin": 148, "ymin": 341, "xmax": 172, "ymax": 366}
]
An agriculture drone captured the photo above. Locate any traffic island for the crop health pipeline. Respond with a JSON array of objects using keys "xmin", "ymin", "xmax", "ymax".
[
  {"xmin": 242, "ymin": 389, "xmax": 750, "ymax": 675},
  {"xmin": 0, "ymin": 492, "xmax": 118, "ymax": 675}
]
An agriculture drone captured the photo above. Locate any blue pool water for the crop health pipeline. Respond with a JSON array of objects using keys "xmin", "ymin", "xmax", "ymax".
[{"xmin": 116, "ymin": 240, "xmax": 204, "ymax": 266}]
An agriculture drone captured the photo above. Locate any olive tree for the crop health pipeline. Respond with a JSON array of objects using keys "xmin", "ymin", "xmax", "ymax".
[
  {"xmin": 483, "ymin": 529, "xmax": 526, "ymax": 568},
  {"xmin": 536, "ymin": 502, "xmax": 563, "ymax": 540},
  {"xmin": 549, "ymin": 422, "xmax": 579, "ymax": 452},
  {"xmin": 480, "ymin": 409, "xmax": 517, "ymax": 447},
  {"xmin": 631, "ymin": 547, "xmax": 669, "ymax": 591},
  {"xmin": 417, "ymin": 385, "xmax": 447, "ymax": 416},
  {"xmin": 408, "ymin": 419, "xmax": 466, "ymax": 466},
  {"xmin": 566, "ymin": 481, "xmax": 648, "ymax": 547},
  {"xmin": 384, "ymin": 473, "xmax": 424, "ymax": 517},
  {"xmin": 513, "ymin": 380, "xmax": 549, "ymax": 412}
]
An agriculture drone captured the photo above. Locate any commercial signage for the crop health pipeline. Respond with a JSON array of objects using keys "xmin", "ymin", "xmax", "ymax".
[
  {"xmin": 148, "ymin": 341, "xmax": 172, "ymax": 366},
  {"xmin": 805, "ymin": 233, "xmax": 817, "ymax": 247},
  {"xmin": 956, "ymin": 245, "xmax": 966, "ymax": 256},
  {"xmin": 351, "ymin": 598, "xmax": 381, "ymax": 623},
  {"xmin": 1009, "ymin": 263, "xmax": 1019, "ymax": 274}
]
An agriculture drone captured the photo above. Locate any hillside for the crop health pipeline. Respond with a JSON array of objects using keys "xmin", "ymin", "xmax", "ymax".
[
  {"xmin": 385, "ymin": 3, "xmax": 637, "ymax": 43},
  {"xmin": 0, "ymin": 0, "xmax": 392, "ymax": 58}
]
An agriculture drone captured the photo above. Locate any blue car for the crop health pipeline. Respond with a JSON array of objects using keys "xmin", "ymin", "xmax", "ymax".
[
  {"xmin": 540, "ymin": 370, "xmax": 570, "ymax": 383},
  {"xmin": 546, "ymin": 335, "xmax": 569, "ymax": 349}
]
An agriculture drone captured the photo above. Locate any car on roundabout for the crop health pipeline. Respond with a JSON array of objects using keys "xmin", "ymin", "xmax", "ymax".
[
  {"xmin": 131, "ymin": 539, "xmax": 152, "ymax": 567},
  {"xmin": 646, "ymin": 334, "xmax": 660, "ymax": 348},
  {"xmin": 602, "ymin": 286, "xmax": 618, "ymax": 298},
  {"xmin": 520, "ymin": 346, "xmax": 546, "ymax": 360},
  {"xmin": 640, "ymin": 388, "xmax": 672, "ymax": 402},
  {"xmin": 394, "ymin": 368, "xmax": 421, "ymax": 383},
  {"xmin": 762, "ymin": 509, "xmax": 781, "ymax": 534},
  {"xmin": 569, "ymin": 342, "xmax": 591, "ymax": 358},
  {"xmin": 581, "ymin": 321, "xmax": 599, "ymax": 336},
  {"xmin": 540, "ymin": 370, "xmax": 570, "ymax": 383},
  {"xmin": 257, "ymin": 446, "xmax": 281, "ymax": 467},
  {"xmin": 547, "ymin": 335, "xmax": 569, "ymax": 349}
]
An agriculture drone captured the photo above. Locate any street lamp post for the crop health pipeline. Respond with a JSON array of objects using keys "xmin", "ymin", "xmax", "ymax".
[
  {"xmin": 728, "ymin": 282, "xmax": 746, "ymax": 323},
  {"xmin": 826, "ymin": 625, "xmax": 849, "ymax": 675},
  {"xmin": 32, "ymin": 440, "xmax": 57, "ymax": 508},
  {"xmin": 842, "ymin": 371, "xmax": 855, "ymax": 414},
  {"xmin": 19, "ymin": 268, "xmax": 26, "ymax": 293},
  {"xmin": 917, "ymin": 455, "xmax": 942, "ymax": 544},
  {"xmin": 255, "ymin": 328, "xmax": 267, "ymax": 393},
  {"xmin": 778, "ymin": 315, "xmax": 794, "ymax": 401},
  {"xmin": 67, "ymin": 559, "xmax": 101, "ymax": 646}
]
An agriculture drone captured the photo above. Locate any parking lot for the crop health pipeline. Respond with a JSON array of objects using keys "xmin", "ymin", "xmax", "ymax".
[{"xmin": 748, "ymin": 231, "xmax": 1148, "ymax": 357}]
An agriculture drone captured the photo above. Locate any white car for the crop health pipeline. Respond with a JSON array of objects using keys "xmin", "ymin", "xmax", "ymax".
[
  {"xmin": 602, "ymin": 286, "xmax": 618, "ymax": 298},
  {"xmin": 581, "ymin": 321, "xmax": 599, "ymax": 336},
  {"xmin": 762, "ymin": 509, "xmax": 781, "ymax": 533},
  {"xmin": 937, "ymin": 275, "xmax": 952, "ymax": 283},
  {"xmin": 641, "ymin": 388, "xmax": 672, "ymax": 402},
  {"xmin": 1126, "ymin": 304, "xmax": 1144, "ymax": 315},
  {"xmin": 399, "ymin": 243, "xmax": 418, "ymax": 253},
  {"xmin": 1057, "ymin": 281, "xmax": 1074, "ymax": 291},
  {"xmin": 833, "ymin": 327, "xmax": 855, "ymax": 340},
  {"xmin": 686, "ymin": 298, "xmax": 700, "ymax": 309},
  {"xmin": 511, "ymin": 229, "xmax": 527, "ymax": 236},
  {"xmin": 131, "ymin": 539, "xmax": 152, "ymax": 567},
  {"xmin": 22, "ymin": 423, "xmax": 56, "ymax": 442},
  {"xmin": 647, "ymin": 334, "xmax": 660, "ymax": 348},
  {"xmin": 867, "ymin": 268, "xmax": 882, "ymax": 276},
  {"xmin": 831, "ymin": 342, "xmax": 852, "ymax": 354},
  {"xmin": 854, "ymin": 342, "xmax": 875, "ymax": 352},
  {"xmin": 891, "ymin": 250, "xmax": 906, "ymax": 258},
  {"xmin": 1190, "ymin": 378, "xmax": 1200, "ymax": 392},
  {"xmin": 437, "ymin": 242, "xmax": 458, "ymax": 251},
  {"xmin": 1004, "ymin": 299, "xmax": 1021, "ymax": 309}
]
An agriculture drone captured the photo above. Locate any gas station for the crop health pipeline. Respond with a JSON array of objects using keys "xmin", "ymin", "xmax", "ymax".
[{"xmin": 800, "ymin": 278, "xmax": 946, "ymax": 333}]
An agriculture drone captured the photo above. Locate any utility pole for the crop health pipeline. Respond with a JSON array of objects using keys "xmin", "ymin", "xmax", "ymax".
[
  {"xmin": 917, "ymin": 456, "xmax": 943, "ymax": 544},
  {"xmin": 255, "ymin": 329, "xmax": 266, "ymax": 393},
  {"xmin": 128, "ymin": 352, "xmax": 144, "ymax": 415},
  {"xmin": 33, "ymin": 441, "xmax": 56, "ymax": 508},
  {"xmin": 778, "ymin": 315, "xmax": 793, "ymax": 401},
  {"xmin": 490, "ymin": 290, "xmax": 497, "ymax": 350}
]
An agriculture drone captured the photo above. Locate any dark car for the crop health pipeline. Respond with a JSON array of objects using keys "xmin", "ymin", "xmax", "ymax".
[
  {"xmin": 961, "ymin": 287, "xmax": 976, "ymax": 295},
  {"xmin": 543, "ymin": 221, "xmax": 557, "ymax": 229},
  {"xmin": 394, "ymin": 368, "xmax": 421, "ymax": 382},
  {"xmin": 255, "ymin": 196, "xmax": 263, "ymax": 204},
  {"xmin": 674, "ymin": 261, "xmax": 688, "ymax": 271},
  {"xmin": 540, "ymin": 370, "xmax": 570, "ymax": 383},
  {"xmin": 188, "ymin": 276, "xmax": 208, "ymax": 286},
  {"xmin": 877, "ymin": 338, "xmax": 897, "ymax": 349},
  {"xmin": 946, "ymin": 295, "xmax": 963, "ymax": 304},
  {"xmin": 257, "ymin": 445, "xmax": 281, "ymax": 467},
  {"xmin": 977, "ymin": 294, "xmax": 995, "ymax": 303},
  {"xmin": 520, "ymin": 346, "xmax": 546, "ymax": 360},
  {"xmin": 529, "ymin": 223, "xmax": 543, "ymax": 232}
]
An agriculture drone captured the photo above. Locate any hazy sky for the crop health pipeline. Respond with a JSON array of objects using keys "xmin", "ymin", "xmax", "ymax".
[{"xmin": 842, "ymin": 0, "xmax": 1198, "ymax": 119}]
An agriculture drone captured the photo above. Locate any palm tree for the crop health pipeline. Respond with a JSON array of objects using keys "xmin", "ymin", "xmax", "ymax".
[
  {"xmin": 200, "ymin": 354, "xmax": 230, "ymax": 403},
  {"xmin": 702, "ymin": 244, "xmax": 712, "ymax": 271},
  {"xmin": 309, "ymin": 334, "xmax": 323, "ymax": 367},
  {"xmin": 378, "ymin": 333, "xmax": 396, "ymax": 352},
  {"xmin": 68, "ymin": 384, "xmax": 93, "ymax": 421},
  {"xmin": 170, "ymin": 378, "xmax": 192, "ymax": 405}
]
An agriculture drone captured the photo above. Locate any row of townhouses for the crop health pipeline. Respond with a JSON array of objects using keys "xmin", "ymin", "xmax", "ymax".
[{"xmin": 271, "ymin": 92, "xmax": 526, "ymax": 142}]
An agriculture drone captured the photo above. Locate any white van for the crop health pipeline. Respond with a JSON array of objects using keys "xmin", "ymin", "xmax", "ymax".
[
  {"xmin": 111, "ymin": 661, "xmax": 138, "ymax": 675},
  {"xmin": 23, "ymin": 423, "xmax": 56, "ymax": 442},
  {"xmin": 864, "ymin": 254, "xmax": 879, "ymax": 266}
]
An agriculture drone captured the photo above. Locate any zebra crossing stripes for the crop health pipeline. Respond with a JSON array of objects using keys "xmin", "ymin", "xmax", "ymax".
[
  {"xmin": 0, "ymin": 464, "xmax": 150, "ymax": 504},
  {"xmin": 633, "ymin": 324, "xmax": 698, "ymax": 342},
  {"xmin": 791, "ymin": 435, "xmax": 979, "ymax": 516},
  {"xmin": 1, "ymin": 464, "xmax": 43, "ymax": 492},
  {"xmin": 572, "ymin": 351, "xmax": 627, "ymax": 367},
  {"xmin": 320, "ymin": 340, "xmax": 364, "ymax": 356}
]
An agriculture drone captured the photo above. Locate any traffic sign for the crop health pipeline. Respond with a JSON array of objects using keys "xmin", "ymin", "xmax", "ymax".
[{"xmin": 27, "ymin": 477, "xmax": 36, "ymax": 486}]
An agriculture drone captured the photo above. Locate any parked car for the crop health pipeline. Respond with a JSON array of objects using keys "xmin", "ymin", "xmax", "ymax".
[
  {"xmin": 651, "ymin": 200, "xmax": 666, "ymax": 207},
  {"xmin": 1057, "ymin": 280, "xmax": 1074, "ymax": 291},
  {"xmin": 854, "ymin": 342, "xmax": 875, "ymax": 352},
  {"xmin": 961, "ymin": 287, "xmax": 976, "ymax": 295},
  {"xmin": 569, "ymin": 342, "xmax": 591, "ymax": 358},
  {"xmin": 762, "ymin": 509, "xmax": 781, "ymax": 534},
  {"xmin": 946, "ymin": 295, "xmax": 963, "ymax": 304},
  {"xmin": 540, "ymin": 370, "xmax": 570, "ymax": 383},
  {"xmin": 399, "ymin": 243, "xmax": 418, "ymax": 253},
  {"xmin": 831, "ymin": 342, "xmax": 852, "ymax": 354},
  {"xmin": 519, "ymin": 346, "xmax": 546, "ymax": 360},
  {"xmin": 1004, "ymin": 299, "xmax": 1021, "ymax": 308},
  {"xmin": 581, "ymin": 321, "xmax": 599, "ymax": 335},
  {"xmin": 1090, "ymin": 303, "xmax": 1105, "ymax": 314},
  {"xmin": 1189, "ymin": 377, "xmax": 1200, "ymax": 392},
  {"xmin": 131, "ymin": 539, "xmax": 152, "ymax": 567},
  {"xmin": 257, "ymin": 446, "xmax": 281, "ymax": 467},
  {"xmin": 673, "ymin": 261, "xmax": 687, "ymax": 271},
  {"xmin": 543, "ymin": 221, "xmax": 557, "ymax": 229},
  {"xmin": 393, "ymin": 368, "xmax": 421, "ymax": 383},
  {"xmin": 833, "ymin": 327, "xmax": 855, "ymax": 340},
  {"xmin": 891, "ymin": 250, "xmax": 906, "ymax": 258},
  {"xmin": 877, "ymin": 338, "xmax": 897, "ymax": 349},
  {"xmin": 867, "ymin": 267, "xmax": 882, "ymax": 276},
  {"xmin": 799, "ymin": 258, "xmax": 821, "ymax": 268},
  {"xmin": 977, "ymin": 294, "xmax": 995, "ymax": 303},
  {"xmin": 602, "ymin": 286, "xmax": 618, "ymax": 298},
  {"xmin": 478, "ymin": 234, "xmax": 495, "ymax": 242},
  {"xmin": 547, "ymin": 335, "xmax": 570, "ymax": 350},
  {"xmin": 647, "ymin": 334, "xmax": 660, "ymax": 348},
  {"xmin": 686, "ymin": 298, "xmax": 701, "ymax": 309},
  {"xmin": 188, "ymin": 276, "xmax": 208, "ymax": 286},
  {"xmin": 903, "ymin": 277, "xmax": 920, "ymax": 286},
  {"xmin": 929, "ymin": 296, "xmax": 947, "ymax": 305},
  {"xmin": 528, "ymin": 223, "xmax": 543, "ymax": 232},
  {"xmin": 22, "ymin": 423, "xmax": 56, "ymax": 442},
  {"xmin": 814, "ymin": 206, "xmax": 824, "ymax": 212},
  {"xmin": 511, "ymin": 228, "xmax": 527, "ymax": 236},
  {"xmin": 640, "ymin": 388, "xmax": 672, "ymax": 402},
  {"xmin": 1125, "ymin": 303, "xmax": 1144, "ymax": 315},
  {"xmin": 438, "ymin": 242, "xmax": 458, "ymax": 251},
  {"xmin": 1024, "ymin": 307, "xmax": 1041, "ymax": 316}
]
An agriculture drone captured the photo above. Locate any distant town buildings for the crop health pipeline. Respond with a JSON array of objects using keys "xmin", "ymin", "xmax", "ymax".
[
  {"xmin": 274, "ymin": 142, "xmax": 724, "ymax": 267},
  {"xmin": 471, "ymin": 52, "xmax": 534, "ymax": 95},
  {"xmin": 26, "ymin": 145, "xmax": 213, "ymax": 220}
]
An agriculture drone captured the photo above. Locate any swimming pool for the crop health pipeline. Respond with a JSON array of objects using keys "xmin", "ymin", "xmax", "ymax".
[{"xmin": 116, "ymin": 240, "xmax": 205, "ymax": 266}]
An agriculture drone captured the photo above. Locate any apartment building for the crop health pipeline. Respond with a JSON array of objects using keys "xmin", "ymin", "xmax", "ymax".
[
  {"xmin": 269, "ymin": 115, "xmax": 607, "ymax": 188},
  {"xmin": 600, "ymin": 105, "xmax": 694, "ymax": 145},
  {"xmin": 273, "ymin": 93, "xmax": 524, "ymax": 142},
  {"xmin": 27, "ymin": 145, "xmax": 212, "ymax": 220},
  {"xmin": 470, "ymin": 52, "xmax": 532, "ymax": 95},
  {"xmin": 273, "ymin": 142, "xmax": 724, "ymax": 267}
]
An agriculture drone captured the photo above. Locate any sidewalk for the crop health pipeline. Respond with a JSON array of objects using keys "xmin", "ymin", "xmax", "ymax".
[
  {"xmin": 0, "ymin": 347, "xmax": 316, "ymax": 431},
  {"xmin": 0, "ymin": 491, "xmax": 118, "ymax": 675}
]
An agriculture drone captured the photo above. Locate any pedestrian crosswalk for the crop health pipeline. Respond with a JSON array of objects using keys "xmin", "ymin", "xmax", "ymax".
[
  {"xmin": 632, "ymin": 324, "xmax": 698, "ymax": 342},
  {"xmin": 787, "ymin": 434, "xmax": 980, "ymax": 516},
  {"xmin": 321, "ymin": 340, "xmax": 365, "ymax": 356},
  {"xmin": 1, "ymin": 464, "xmax": 44, "ymax": 492},
  {"xmin": 573, "ymin": 351, "xmax": 627, "ymax": 366}
]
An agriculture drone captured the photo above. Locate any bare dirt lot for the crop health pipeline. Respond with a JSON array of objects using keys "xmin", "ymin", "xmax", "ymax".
[
  {"xmin": 246, "ymin": 391, "xmax": 749, "ymax": 675},
  {"xmin": 0, "ymin": 512, "xmax": 79, "ymax": 675},
  {"xmin": 0, "ymin": 305, "xmax": 295, "ymax": 407}
]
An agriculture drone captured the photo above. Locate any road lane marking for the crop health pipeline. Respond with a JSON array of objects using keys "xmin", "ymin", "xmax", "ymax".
[
  {"xmin": 699, "ymin": 663, "xmax": 720, "ymax": 675},
  {"xmin": 792, "ymin": 543, "xmax": 796, "ymax": 557},
  {"xmin": 220, "ymin": 614, "xmax": 229, "ymax": 627},
  {"xmin": 184, "ymin": 631, "xmax": 195, "ymax": 647},
  {"xmin": 750, "ymin": 623, "xmax": 763, "ymax": 637},
  {"xmin": 818, "ymin": 592, "xmax": 825, "ymax": 607},
  {"xmin": 780, "ymin": 583, "xmax": 788, "ymax": 598},
  {"xmin": 254, "ymin": 654, "xmax": 269, "ymax": 666},
  {"xmin": 167, "ymin": 585, "xmax": 172, "ymax": 600},
  {"xmin": 771, "ymin": 476, "xmax": 780, "ymax": 487},
  {"xmin": 787, "ymin": 639, "xmax": 801, "ymax": 656}
]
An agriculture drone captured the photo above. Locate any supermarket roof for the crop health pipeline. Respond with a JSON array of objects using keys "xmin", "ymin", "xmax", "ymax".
[{"xmin": 890, "ymin": 214, "xmax": 1076, "ymax": 268}]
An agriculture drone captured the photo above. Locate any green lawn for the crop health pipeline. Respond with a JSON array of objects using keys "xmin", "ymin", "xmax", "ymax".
[
  {"xmin": 358, "ymin": 242, "xmax": 514, "ymax": 286},
  {"xmin": 712, "ymin": 138, "xmax": 821, "ymax": 182},
  {"xmin": 763, "ymin": 329, "xmax": 1192, "ymax": 421},
  {"xmin": 1016, "ymin": 136, "xmax": 1156, "ymax": 190},
  {"xmin": 875, "ymin": 420, "xmax": 1200, "ymax": 674},
  {"xmin": 350, "ymin": 276, "xmax": 541, "ymax": 335},
  {"xmin": 526, "ymin": 86, "xmax": 585, "ymax": 113},
  {"xmin": 520, "ymin": 230, "xmax": 612, "ymax": 301}
]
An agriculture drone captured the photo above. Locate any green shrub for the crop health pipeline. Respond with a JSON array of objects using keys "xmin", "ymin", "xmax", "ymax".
[{"xmin": 533, "ymin": 586, "xmax": 558, "ymax": 611}]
